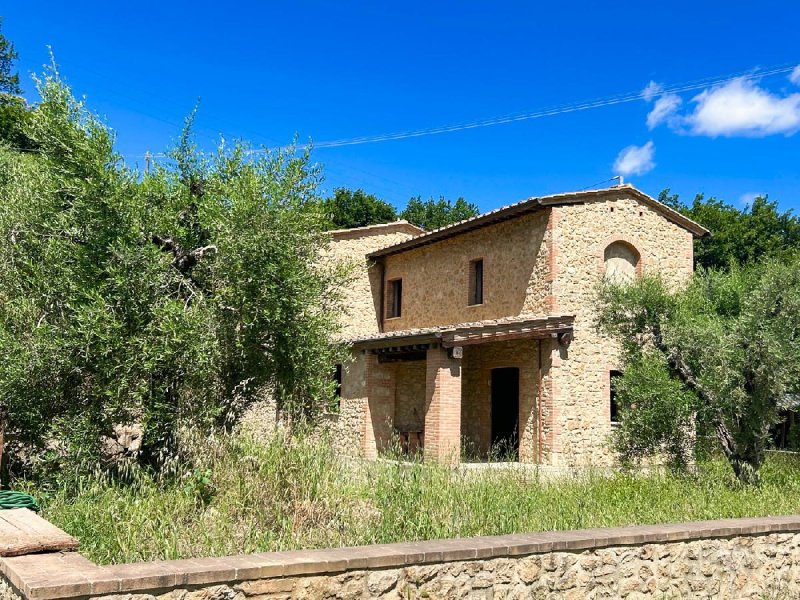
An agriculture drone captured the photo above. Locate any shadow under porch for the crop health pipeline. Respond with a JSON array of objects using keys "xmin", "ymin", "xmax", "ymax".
[{"xmin": 346, "ymin": 315, "xmax": 574, "ymax": 465}]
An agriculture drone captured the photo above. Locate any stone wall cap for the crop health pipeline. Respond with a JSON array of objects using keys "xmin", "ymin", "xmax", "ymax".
[{"xmin": 4, "ymin": 514, "xmax": 800, "ymax": 599}]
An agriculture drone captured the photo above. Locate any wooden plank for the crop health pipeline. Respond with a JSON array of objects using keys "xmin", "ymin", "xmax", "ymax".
[
  {"xmin": 444, "ymin": 328, "xmax": 572, "ymax": 347},
  {"xmin": 0, "ymin": 508, "xmax": 78, "ymax": 557}
]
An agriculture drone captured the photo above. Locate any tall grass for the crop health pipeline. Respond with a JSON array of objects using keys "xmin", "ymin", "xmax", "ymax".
[{"xmin": 20, "ymin": 431, "xmax": 800, "ymax": 565}]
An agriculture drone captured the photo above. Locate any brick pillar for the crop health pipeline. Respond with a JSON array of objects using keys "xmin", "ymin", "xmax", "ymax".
[
  {"xmin": 538, "ymin": 337, "xmax": 563, "ymax": 465},
  {"xmin": 363, "ymin": 353, "xmax": 395, "ymax": 459},
  {"xmin": 424, "ymin": 345, "xmax": 462, "ymax": 464}
]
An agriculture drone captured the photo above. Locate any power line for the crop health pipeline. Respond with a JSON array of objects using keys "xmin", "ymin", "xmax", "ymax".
[
  {"xmin": 293, "ymin": 63, "xmax": 797, "ymax": 151},
  {"xmin": 91, "ymin": 61, "xmax": 800, "ymax": 161},
  {"xmin": 579, "ymin": 176, "xmax": 620, "ymax": 192}
]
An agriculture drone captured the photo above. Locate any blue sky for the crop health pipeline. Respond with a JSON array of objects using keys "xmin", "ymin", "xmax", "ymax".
[{"xmin": 5, "ymin": 1, "xmax": 799, "ymax": 213}]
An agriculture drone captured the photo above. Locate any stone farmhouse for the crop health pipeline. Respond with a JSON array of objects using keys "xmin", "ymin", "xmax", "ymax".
[{"xmin": 327, "ymin": 185, "xmax": 709, "ymax": 466}]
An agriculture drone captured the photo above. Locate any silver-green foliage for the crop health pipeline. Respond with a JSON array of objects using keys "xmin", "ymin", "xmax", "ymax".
[
  {"xmin": 598, "ymin": 259, "xmax": 800, "ymax": 483},
  {"xmin": 0, "ymin": 69, "xmax": 345, "ymax": 479}
]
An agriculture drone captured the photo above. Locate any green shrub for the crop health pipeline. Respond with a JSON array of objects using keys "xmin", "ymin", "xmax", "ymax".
[{"xmin": 0, "ymin": 68, "xmax": 347, "ymax": 484}]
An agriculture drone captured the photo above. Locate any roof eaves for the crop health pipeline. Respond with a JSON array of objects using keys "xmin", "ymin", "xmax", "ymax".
[
  {"xmin": 536, "ymin": 185, "xmax": 710, "ymax": 238},
  {"xmin": 367, "ymin": 185, "xmax": 710, "ymax": 259},
  {"xmin": 329, "ymin": 220, "xmax": 425, "ymax": 240},
  {"xmin": 367, "ymin": 199, "xmax": 544, "ymax": 259}
]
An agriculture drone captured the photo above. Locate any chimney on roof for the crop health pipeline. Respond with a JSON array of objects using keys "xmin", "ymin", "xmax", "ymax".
[{"xmin": 612, "ymin": 175, "xmax": 624, "ymax": 186}]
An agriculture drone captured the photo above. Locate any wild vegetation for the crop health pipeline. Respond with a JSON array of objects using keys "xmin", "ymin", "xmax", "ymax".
[
  {"xmin": 21, "ymin": 430, "xmax": 800, "ymax": 565},
  {"xmin": 0, "ymin": 61, "xmax": 347, "ymax": 482}
]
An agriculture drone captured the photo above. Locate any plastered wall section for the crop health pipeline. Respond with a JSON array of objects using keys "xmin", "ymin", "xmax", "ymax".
[
  {"xmin": 547, "ymin": 194, "xmax": 694, "ymax": 466},
  {"xmin": 381, "ymin": 211, "xmax": 552, "ymax": 331}
]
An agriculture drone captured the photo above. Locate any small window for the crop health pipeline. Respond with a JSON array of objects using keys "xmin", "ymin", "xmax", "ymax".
[
  {"xmin": 469, "ymin": 259, "xmax": 484, "ymax": 305},
  {"xmin": 387, "ymin": 278, "xmax": 402, "ymax": 318},
  {"xmin": 610, "ymin": 370, "xmax": 623, "ymax": 424},
  {"xmin": 333, "ymin": 364, "xmax": 342, "ymax": 399}
]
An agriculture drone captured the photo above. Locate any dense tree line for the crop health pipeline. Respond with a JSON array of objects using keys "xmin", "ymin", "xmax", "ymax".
[
  {"xmin": 659, "ymin": 189, "xmax": 800, "ymax": 270},
  {"xmin": 321, "ymin": 187, "xmax": 479, "ymax": 231}
]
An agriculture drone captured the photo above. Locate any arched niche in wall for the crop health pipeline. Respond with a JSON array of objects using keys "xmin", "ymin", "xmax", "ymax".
[{"xmin": 603, "ymin": 241, "xmax": 641, "ymax": 284}]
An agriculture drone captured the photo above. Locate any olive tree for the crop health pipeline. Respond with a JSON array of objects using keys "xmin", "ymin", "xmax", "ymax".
[
  {"xmin": 0, "ymin": 69, "xmax": 346, "ymax": 480},
  {"xmin": 597, "ymin": 259, "xmax": 800, "ymax": 483}
]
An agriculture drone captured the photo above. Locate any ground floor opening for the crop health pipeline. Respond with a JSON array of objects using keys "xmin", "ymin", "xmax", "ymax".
[{"xmin": 342, "ymin": 315, "xmax": 575, "ymax": 465}]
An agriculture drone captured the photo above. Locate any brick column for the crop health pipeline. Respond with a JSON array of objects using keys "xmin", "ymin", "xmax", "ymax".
[
  {"xmin": 424, "ymin": 345, "xmax": 462, "ymax": 464},
  {"xmin": 538, "ymin": 337, "xmax": 563, "ymax": 465},
  {"xmin": 363, "ymin": 353, "xmax": 395, "ymax": 458}
]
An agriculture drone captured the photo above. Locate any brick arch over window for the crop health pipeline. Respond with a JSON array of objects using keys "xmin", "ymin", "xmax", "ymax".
[{"xmin": 602, "ymin": 240, "xmax": 642, "ymax": 283}]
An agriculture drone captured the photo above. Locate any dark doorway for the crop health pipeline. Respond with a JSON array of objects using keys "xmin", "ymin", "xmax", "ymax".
[{"xmin": 491, "ymin": 367, "xmax": 520, "ymax": 459}]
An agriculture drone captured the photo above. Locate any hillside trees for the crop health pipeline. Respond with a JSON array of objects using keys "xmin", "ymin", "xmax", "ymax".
[
  {"xmin": 400, "ymin": 195, "xmax": 479, "ymax": 230},
  {"xmin": 322, "ymin": 188, "xmax": 398, "ymax": 229},
  {"xmin": 0, "ymin": 69, "xmax": 346, "ymax": 479},
  {"xmin": 322, "ymin": 188, "xmax": 479, "ymax": 231},
  {"xmin": 0, "ymin": 19, "xmax": 36, "ymax": 151},
  {"xmin": 659, "ymin": 190, "xmax": 800, "ymax": 270}
]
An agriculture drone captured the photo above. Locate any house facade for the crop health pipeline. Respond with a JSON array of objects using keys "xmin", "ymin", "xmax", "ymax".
[{"xmin": 328, "ymin": 185, "xmax": 708, "ymax": 465}]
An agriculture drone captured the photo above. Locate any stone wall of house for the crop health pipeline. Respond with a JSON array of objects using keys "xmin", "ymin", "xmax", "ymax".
[
  {"xmin": 327, "ymin": 222, "xmax": 422, "ymax": 340},
  {"xmin": 393, "ymin": 360, "xmax": 426, "ymax": 433},
  {"xmin": 547, "ymin": 193, "xmax": 695, "ymax": 465},
  {"xmin": 330, "ymin": 350, "xmax": 370, "ymax": 457},
  {"xmin": 381, "ymin": 211, "xmax": 551, "ymax": 332},
  {"xmin": 339, "ymin": 191, "xmax": 696, "ymax": 466}
]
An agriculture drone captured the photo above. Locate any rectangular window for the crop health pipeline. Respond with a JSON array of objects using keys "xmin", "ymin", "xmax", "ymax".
[
  {"xmin": 333, "ymin": 364, "xmax": 342, "ymax": 399},
  {"xmin": 387, "ymin": 278, "xmax": 402, "ymax": 318},
  {"xmin": 469, "ymin": 259, "xmax": 484, "ymax": 305},
  {"xmin": 610, "ymin": 370, "xmax": 623, "ymax": 424}
]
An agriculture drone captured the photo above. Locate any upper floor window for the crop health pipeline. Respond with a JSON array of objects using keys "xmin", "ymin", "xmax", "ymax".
[
  {"xmin": 469, "ymin": 258, "xmax": 484, "ymax": 305},
  {"xmin": 604, "ymin": 241, "xmax": 640, "ymax": 284},
  {"xmin": 387, "ymin": 278, "xmax": 402, "ymax": 318}
]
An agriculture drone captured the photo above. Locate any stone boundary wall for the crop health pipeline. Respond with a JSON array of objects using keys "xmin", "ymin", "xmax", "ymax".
[{"xmin": 3, "ymin": 516, "xmax": 800, "ymax": 599}]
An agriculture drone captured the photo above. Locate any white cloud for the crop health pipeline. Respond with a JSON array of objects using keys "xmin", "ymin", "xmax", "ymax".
[
  {"xmin": 739, "ymin": 192, "xmax": 762, "ymax": 207},
  {"xmin": 642, "ymin": 80, "xmax": 663, "ymax": 102},
  {"xmin": 791, "ymin": 65, "xmax": 800, "ymax": 85},
  {"xmin": 739, "ymin": 192, "xmax": 768, "ymax": 207},
  {"xmin": 647, "ymin": 93, "xmax": 682, "ymax": 129},
  {"xmin": 686, "ymin": 77, "xmax": 800, "ymax": 137},
  {"xmin": 614, "ymin": 141, "xmax": 655, "ymax": 177}
]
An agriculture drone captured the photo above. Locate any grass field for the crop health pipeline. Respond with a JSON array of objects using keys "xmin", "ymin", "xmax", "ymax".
[{"xmin": 21, "ymin": 431, "xmax": 800, "ymax": 565}]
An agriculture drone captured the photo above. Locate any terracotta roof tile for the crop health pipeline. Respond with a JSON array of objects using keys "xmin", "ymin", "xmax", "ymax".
[{"xmin": 368, "ymin": 185, "xmax": 709, "ymax": 258}]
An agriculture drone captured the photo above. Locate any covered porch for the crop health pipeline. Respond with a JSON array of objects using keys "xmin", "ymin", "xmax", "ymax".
[{"xmin": 346, "ymin": 315, "xmax": 574, "ymax": 464}]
